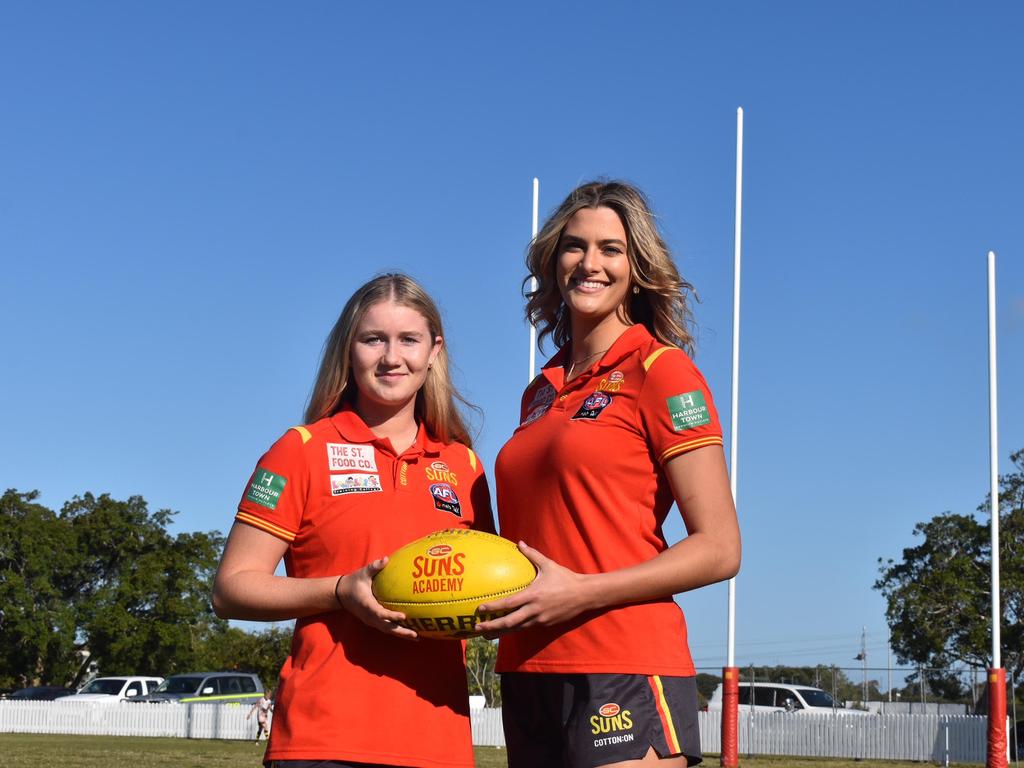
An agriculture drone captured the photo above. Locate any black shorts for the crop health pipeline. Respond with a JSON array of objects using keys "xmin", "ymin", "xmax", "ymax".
[{"xmin": 501, "ymin": 672, "xmax": 702, "ymax": 768}]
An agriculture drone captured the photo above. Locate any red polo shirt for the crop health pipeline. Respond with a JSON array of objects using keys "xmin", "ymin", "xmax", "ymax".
[
  {"xmin": 495, "ymin": 324, "xmax": 722, "ymax": 676},
  {"xmin": 236, "ymin": 406, "xmax": 493, "ymax": 768}
]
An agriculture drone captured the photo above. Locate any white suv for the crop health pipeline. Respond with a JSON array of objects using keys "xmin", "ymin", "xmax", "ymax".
[
  {"xmin": 69, "ymin": 676, "xmax": 164, "ymax": 703},
  {"xmin": 707, "ymin": 682, "xmax": 871, "ymax": 715}
]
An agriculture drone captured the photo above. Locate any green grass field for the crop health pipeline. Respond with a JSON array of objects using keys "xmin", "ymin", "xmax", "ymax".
[{"xmin": 0, "ymin": 734, "xmax": 983, "ymax": 767}]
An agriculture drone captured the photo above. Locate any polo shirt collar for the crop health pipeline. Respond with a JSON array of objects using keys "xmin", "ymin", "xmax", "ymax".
[
  {"xmin": 329, "ymin": 405, "xmax": 443, "ymax": 458},
  {"xmin": 541, "ymin": 324, "xmax": 653, "ymax": 386}
]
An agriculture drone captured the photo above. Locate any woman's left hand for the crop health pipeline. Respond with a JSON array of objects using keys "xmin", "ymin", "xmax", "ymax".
[{"xmin": 473, "ymin": 542, "xmax": 594, "ymax": 636}]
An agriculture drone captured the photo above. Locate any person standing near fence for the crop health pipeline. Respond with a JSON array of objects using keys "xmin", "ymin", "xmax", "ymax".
[
  {"xmin": 477, "ymin": 181, "xmax": 742, "ymax": 768},
  {"xmin": 248, "ymin": 688, "xmax": 274, "ymax": 743},
  {"xmin": 213, "ymin": 273, "xmax": 494, "ymax": 768}
]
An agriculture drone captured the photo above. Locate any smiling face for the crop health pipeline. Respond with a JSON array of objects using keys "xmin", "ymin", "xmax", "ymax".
[
  {"xmin": 349, "ymin": 299, "xmax": 442, "ymax": 421},
  {"xmin": 556, "ymin": 206, "xmax": 633, "ymax": 338}
]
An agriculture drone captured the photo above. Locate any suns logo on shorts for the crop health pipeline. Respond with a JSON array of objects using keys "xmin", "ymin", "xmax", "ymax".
[
  {"xmin": 429, "ymin": 482, "xmax": 462, "ymax": 518},
  {"xmin": 590, "ymin": 702, "xmax": 633, "ymax": 734},
  {"xmin": 572, "ymin": 390, "xmax": 612, "ymax": 421}
]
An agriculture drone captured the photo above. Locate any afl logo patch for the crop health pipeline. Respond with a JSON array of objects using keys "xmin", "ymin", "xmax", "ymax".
[
  {"xmin": 572, "ymin": 391, "xmax": 612, "ymax": 420},
  {"xmin": 429, "ymin": 482, "xmax": 462, "ymax": 518}
]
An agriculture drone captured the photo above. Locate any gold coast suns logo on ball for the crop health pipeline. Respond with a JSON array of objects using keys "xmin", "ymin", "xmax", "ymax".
[{"xmin": 409, "ymin": 543, "xmax": 466, "ymax": 596}]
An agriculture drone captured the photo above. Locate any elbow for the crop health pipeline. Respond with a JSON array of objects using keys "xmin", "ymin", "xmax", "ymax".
[
  {"xmin": 211, "ymin": 587, "xmax": 230, "ymax": 620},
  {"xmin": 211, "ymin": 576, "xmax": 238, "ymax": 620},
  {"xmin": 720, "ymin": 538, "xmax": 742, "ymax": 581}
]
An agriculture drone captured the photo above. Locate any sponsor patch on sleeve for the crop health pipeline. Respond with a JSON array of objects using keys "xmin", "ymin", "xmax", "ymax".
[
  {"xmin": 245, "ymin": 468, "xmax": 287, "ymax": 510},
  {"xmin": 666, "ymin": 390, "xmax": 711, "ymax": 431}
]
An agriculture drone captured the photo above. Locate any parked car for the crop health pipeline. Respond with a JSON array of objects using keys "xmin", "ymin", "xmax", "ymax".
[
  {"xmin": 131, "ymin": 672, "xmax": 263, "ymax": 705},
  {"xmin": 68, "ymin": 676, "xmax": 164, "ymax": 703},
  {"xmin": 9, "ymin": 686, "xmax": 77, "ymax": 701},
  {"xmin": 706, "ymin": 681, "xmax": 872, "ymax": 715}
]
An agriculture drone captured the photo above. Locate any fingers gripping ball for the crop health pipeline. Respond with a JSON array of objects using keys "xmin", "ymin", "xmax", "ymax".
[{"xmin": 372, "ymin": 529, "xmax": 536, "ymax": 639}]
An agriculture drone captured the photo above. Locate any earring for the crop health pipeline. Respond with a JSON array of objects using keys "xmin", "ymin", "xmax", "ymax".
[{"xmin": 632, "ymin": 285, "xmax": 640, "ymax": 295}]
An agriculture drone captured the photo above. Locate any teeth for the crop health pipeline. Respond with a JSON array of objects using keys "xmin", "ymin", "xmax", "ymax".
[{"xmin": 575, "ymin": 279, "xmax": 606, "ymax": 289}]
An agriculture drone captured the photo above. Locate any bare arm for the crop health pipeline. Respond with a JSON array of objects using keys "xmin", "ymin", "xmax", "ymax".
[
  {"xmin": 475, "ymin": 445, "xmax": 741, "ymax": 632},
  {"xmin": 212, "ymin": 521, "xmax": 417, "ymax": 638}
]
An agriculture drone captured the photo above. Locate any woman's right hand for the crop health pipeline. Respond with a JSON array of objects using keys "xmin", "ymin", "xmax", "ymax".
[{"xmin": 335, "ymin": 556, "xmax": 418, "ymax": 640}]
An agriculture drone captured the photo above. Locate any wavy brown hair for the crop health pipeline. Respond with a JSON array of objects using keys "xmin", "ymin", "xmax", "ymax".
[
  {"xmin": 304, "ymin": 274, "xmax": 474, "ymax": 447},
  {"xmin": 525, "ymin": 180, "xmax": 696, "ymax": 354}
]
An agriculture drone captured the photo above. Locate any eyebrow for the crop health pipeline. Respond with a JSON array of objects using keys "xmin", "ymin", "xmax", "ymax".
[
  {"xmin": 560, "ymin": 234, "xmax": 627, "ymax": 248},
  {"xmin": 360, "ymin": 329, "xmax": 426, "ymax": 336}
]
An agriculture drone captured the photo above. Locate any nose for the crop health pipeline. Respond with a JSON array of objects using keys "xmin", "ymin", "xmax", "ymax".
[
  {"xmin": 580, "ymin": 244, "xmax": 601, "ymax": 273},
  {"xmin": 381, "ymin": 342, "xmax": 401, "ymax": 366}
]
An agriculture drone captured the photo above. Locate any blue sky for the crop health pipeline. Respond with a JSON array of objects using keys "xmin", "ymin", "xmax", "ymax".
[{"xmin": 2, "ymin": 2, "xmax": 1021, "ymax": 686}]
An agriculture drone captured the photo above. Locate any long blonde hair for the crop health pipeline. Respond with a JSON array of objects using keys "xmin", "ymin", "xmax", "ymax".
[
  {"xmin": 305, "ymin": 274, "xmax": 475, "ymax": 447},
  {"xmin": 525, "ymin": 180, "xmax": 696, "ymax": 354}
]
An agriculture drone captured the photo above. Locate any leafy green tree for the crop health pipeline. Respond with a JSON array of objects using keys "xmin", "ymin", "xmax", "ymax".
[
  {"xmin": 874, "ymin": 448, "xmax": 1024, "ymax": 681},
  {"xmin": 466, "ymin": 636, "xmax": 500, "ymax": 706},
  {"xmin": 0, "ymin": 490, "xmax": 79, "ymax": 688},
  {"xmin": 0, "ymin": 489, "xmax": 230, "ymax": 687},
  {"xmin": 62, "ymin": 492, "xmax": 227, "ymax": 681}
]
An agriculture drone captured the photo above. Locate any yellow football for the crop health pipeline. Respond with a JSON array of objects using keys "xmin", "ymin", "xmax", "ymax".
[{"xmin": 372, "ymin": 529, "xmax": 536, "ymax": 639}]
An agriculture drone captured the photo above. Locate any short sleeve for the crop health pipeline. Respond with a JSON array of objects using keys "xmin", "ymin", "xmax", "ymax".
[
  {"xmin": 465, "ymin": 446, "xmax": 496, "ymax": 535},
  {"xmin": 637, "ymin": 348, "xmax": 724, "ymax": 465},
  {"xmin": 235, "ymin": 429, "xmax": 310, "ymax": 542}
]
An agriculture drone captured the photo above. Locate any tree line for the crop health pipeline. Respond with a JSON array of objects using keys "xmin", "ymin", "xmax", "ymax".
[
  {"xmin": 0, "ymin": 490, "xmax": 288, "ymax": 690},
  {"xmin": 3, "ymin": 447, "xmax": 1020, "ymax": 703}
]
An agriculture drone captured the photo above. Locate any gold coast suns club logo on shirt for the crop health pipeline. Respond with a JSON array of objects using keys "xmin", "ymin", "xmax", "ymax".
[
  {"xmin": 429, "ymin": 482, "xmax": 462, "ymax": 517},
  {"xmin": 597, "ymin": 370, "xmax": 625, "ymax": 392},
  {"xmin": 523, "ymin": 382, "xmax": 556, "ymax": 425}
]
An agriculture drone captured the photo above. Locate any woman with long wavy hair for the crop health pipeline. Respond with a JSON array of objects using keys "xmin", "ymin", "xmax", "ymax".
[{"xmin": 477, "ymin": 181, "xmax": 741, "ymax": 768}]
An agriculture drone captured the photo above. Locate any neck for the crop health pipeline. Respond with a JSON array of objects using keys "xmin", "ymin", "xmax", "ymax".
[
  {"xmin": 569, "ymin": 312, "xmax": 632, "ymax": 362},
  {"xmin": 354, "ymin": 398, "xmax": 420, "ymax": 455}
]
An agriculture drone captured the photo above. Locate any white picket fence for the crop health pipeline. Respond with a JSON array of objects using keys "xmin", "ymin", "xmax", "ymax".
[
  {"xmin": 697, "ymin": 710, "xmax": 992, "ymax": 763},
  {"xmin": 0, "ymin": 701, "xmax": 994, "ymax": 763}
]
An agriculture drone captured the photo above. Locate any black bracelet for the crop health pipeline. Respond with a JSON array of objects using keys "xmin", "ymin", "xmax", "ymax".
[{"xmin": 334, "ymin": 575, "xmax": 345, "ymax": 607}]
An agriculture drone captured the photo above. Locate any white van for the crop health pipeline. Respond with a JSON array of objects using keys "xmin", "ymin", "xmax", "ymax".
[{"xmin": 706, "ymin": 681, "xmax": 871, "ymax": 715}]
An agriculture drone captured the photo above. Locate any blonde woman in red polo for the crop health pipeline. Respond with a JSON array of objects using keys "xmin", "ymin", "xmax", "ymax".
[
  {"xmin": 214, "ymin": 274, "xmax": 493, "ymax": 768},
  {"xmin": 477, "ymin": 181, "xmax": 741, "ymax": 768}
]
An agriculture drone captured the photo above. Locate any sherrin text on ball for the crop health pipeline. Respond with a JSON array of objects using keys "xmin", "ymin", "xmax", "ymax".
[{"xmin": 372, "ymin": 529, "xmax": 536, "ymax": 639}]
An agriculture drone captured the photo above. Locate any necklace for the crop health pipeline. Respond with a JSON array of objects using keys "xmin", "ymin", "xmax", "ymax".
[{"xmin": 566, "ymin": 347, "xmax": 610, "ymax": 380}]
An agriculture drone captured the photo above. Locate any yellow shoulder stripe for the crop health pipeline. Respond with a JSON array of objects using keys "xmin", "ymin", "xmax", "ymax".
[
  {"xmin": 291, "ymin": 426, "xmax": 312, "ymax": 444},
  {"xmin": 236, "ymin": 511, "xmax": 298, "ymax": 542},
  {"xmin": 659, "ymin": 436, "xmax": 724, "ymax": 464},
  {"xmin": 466, "ymin": 447, "xmax": 478, "ymax": 472},
  {"xmin": 643, "ymin": 346, "xmax": 679, "ymax": 371}
]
